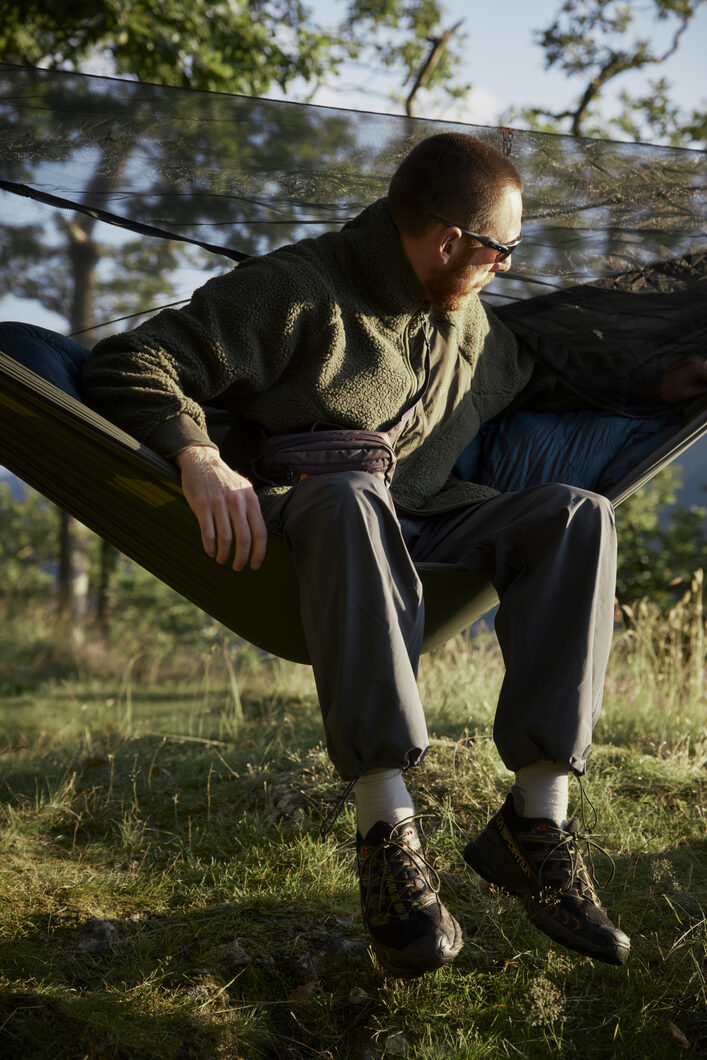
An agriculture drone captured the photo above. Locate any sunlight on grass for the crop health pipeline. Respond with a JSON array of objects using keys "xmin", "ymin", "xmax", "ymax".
[{"xmin": 0, "ymin": 579, "xmax": 704, "ymax": 1058}]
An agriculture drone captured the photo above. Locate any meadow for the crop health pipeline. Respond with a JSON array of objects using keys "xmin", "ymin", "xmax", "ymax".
[{"xmin": 0, "ymin": 576, "xmax": 704, "ymax": 1059}]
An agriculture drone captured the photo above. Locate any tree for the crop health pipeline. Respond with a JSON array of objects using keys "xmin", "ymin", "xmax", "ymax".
[
  {"xmin": 508, "ymin": 0, "xmax": 706, "ymax": 147},
  {"xmin": 339, "ymin": 1, "xmax": 469, "ymax": 116},
  {"xmin": 0, "ymin": 483, "xmax": 58, "ymax": 608},
  {"xmin": 1, "ymin": 0, "xmax": 344, "ymax": 95}
]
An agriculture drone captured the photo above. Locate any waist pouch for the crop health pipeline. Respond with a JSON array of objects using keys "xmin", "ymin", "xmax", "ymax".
[
  {"xmin": 254, "ymin": 341, "xmax": 431, "ymax": 490},
  {"xmin": 255, "ymin": 425, "xmax": 397, "ymax": 487}
]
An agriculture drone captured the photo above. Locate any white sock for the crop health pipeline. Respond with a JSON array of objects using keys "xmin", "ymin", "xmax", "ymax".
[
  {"xmin": 511, "ymin": 762, "xmax": 569, "ymax": 828},
  {"xmin": 354, "ymin": 767, "xmax": 415, "ymax": 837}
]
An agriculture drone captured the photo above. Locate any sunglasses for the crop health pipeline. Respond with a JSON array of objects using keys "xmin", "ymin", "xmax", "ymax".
[{"xmin": 429, "ymin": 214, "xmax": 522, "ymax": 262}]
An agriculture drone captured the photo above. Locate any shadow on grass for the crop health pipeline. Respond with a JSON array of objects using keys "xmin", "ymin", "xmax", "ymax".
[
  {"xmin": 0, "ymin": 987, "xmax": 225, "ymax": 1059},
  {"xmin": 0, "ymin": 895, "xmax": 383, "ymax": 1060},
  {"xmin": 2, "ymin": 837, "xmax": 705, "ymax": 1059}
]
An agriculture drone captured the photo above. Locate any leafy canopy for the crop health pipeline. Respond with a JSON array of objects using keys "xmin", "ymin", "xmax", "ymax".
[
  {"xmin": 0, "ymin": 0, "xmax": 468, "ymax": 109},
  {"xmin": 509, "ymin": 0, "xmax": 706, "ymax": 146}
]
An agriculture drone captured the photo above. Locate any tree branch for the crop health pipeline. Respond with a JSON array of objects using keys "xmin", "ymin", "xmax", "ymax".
[
  {"xmin": 533, "ymin": 11, "xmax": 694, "ymax": 136},
  {"xmin": 405, "ymin": 19, "xmax": 464, "ymax": 117}
]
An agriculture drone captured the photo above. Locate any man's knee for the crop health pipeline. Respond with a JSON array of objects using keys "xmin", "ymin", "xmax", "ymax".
[
  {"xmin": 533, "ymin": 483, "xmax": 615, "ymax": 536},
  {"xmin": 281, "ymin": 471, "xmax": 395, "ymax": 540}
]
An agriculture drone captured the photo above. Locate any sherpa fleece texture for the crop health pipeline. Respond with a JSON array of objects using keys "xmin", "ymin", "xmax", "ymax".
[{"xmin": 84, "ymin": 199, "xmax": 539, "ymax": 513}]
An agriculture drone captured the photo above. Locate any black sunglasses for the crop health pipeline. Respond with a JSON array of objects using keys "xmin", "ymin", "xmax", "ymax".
[{"xmin": 429, "ymin": 214, "xmax": 522, "ymax": 262}]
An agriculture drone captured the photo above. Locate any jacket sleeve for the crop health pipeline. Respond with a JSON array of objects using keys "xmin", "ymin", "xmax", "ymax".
[{"xmin": 82, "ymin": 253, "xmax": 319, "ymax": 456}]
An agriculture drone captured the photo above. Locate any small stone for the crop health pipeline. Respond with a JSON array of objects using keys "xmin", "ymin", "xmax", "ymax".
[
  {"xmin": 348, "ymin": 986, "xmax": 369, "ymax": 1005},
  {"xmin": 384, "ymin": 1033, "xmax": 409, "ymax": 1056},
  {"xmin": 76, "ymin": 917, "xmax": 115, "ymax": 954},
  {"xmin": 341, "ymin": 937, "xmax": 368, "ymax": 957},
  {"xmin": 287, "ymin": 979, "xmax": 317, "ymax": 1001},
  {"xmin": 219, "ymin": 938, "xmax": 251, "ymax": 965}
]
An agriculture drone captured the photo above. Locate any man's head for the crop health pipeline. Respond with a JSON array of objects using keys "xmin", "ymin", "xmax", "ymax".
[{"xmin": 388, "ymin": 132, "xmax": 523, "ymax": 310}]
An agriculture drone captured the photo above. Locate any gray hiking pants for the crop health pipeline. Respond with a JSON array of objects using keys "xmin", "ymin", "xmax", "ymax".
[{"xmin": 266, "ymin": 472, "xmax": 617, "ymax": 780}]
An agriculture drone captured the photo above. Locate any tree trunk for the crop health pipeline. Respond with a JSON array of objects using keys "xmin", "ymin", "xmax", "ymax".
[
  {"xmin": 57, "ymin": 510, "xmax": 91, "ymax": 644},
  {"xmin": 96, "ymin": 538, "xmax": 118, "ymax": 640}
]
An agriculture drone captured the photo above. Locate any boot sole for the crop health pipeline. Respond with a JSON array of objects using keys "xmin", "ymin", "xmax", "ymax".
[{"xmin": 370, "ymin": 914, "xmax": 464, "ymax": 978}]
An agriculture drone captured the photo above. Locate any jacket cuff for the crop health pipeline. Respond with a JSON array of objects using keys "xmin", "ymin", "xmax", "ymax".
[{"xmin": 145, "ymin": 414, "xmax": 216, "ymax": 458}]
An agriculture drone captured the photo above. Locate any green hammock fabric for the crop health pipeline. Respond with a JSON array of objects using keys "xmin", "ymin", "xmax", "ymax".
[
  {"xmin": 2, "ymin": 351, "xmax": 704, "ymax": 662},
  {"xmin": 0, "ymin": 352, "xmax": 502, "ymax": 662}
]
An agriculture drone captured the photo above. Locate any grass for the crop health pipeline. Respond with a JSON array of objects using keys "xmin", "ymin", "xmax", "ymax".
[{"xmin": 0, "ymin": 584, "xmax": 704, "ymax": 1059}]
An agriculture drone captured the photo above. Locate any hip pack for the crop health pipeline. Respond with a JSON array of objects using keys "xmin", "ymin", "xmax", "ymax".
[
  {"xmin": 256, "ymin": 425, "xmax": 398, "ymax": 487},
  {"xmin": 254, "ymin": 338, "xmax": 431, "ymax": 490}
]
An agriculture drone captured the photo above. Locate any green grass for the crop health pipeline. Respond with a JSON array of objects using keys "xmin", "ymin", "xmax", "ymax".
[{"xmin": 0, "ymin": 595, "xmax": 704, "ymax": 1059}]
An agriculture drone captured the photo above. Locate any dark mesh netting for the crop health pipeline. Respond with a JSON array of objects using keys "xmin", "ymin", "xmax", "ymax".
[
  {"xmin": 1, "ymin": 64, "xmax": 704, "ymax": 287},
  {"xmin": 0, "ymin": 62, "xmax": 705, "ymax": 448}
]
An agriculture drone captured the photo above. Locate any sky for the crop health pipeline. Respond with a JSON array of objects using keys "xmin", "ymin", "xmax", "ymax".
[{"xmin": 269, "ymin": 0, "xmax": 707, "ymax": 138}]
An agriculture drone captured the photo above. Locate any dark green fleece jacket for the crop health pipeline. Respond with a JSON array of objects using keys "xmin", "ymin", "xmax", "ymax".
[{"xmin": 84, "ymin": 199, "xmax": 540, "ymax": 514}]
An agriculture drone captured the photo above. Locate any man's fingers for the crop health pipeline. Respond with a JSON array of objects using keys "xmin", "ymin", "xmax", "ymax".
[
  {"xmin": 247, "ymin": 504, "xmax": 268, "ymax": 570},
  {"xmin": 213, "ymin": 501, "xmax": 236, "ymax": 565},
  {"xmin": 199, "ymin": 495, "xmax": 264, "ymax": 571},
  {"xmin": 230, "ymin": 507, "xmax": 253, "ymax": 571},
  {"xmin": 198, "ymin": 511, "xmax": 218, "ymax": 559},
  {"xmin": 224, "ymin": 488, "xmax": 266, "ymax": 571}
]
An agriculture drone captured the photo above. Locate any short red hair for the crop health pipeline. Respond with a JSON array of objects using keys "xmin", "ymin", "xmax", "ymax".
[{"xmin": 388, "ymin": 132, "xmax": 522, "ymax": 237}]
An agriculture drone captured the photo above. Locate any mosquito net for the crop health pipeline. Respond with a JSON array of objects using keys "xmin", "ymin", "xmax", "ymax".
[
  {"xmin": 0, "ymin": 66, "xmax": 703, "ymax": 286},
  {"xmin": 1, "ymin": 63, "xmax": 705, "ymax": 412}
]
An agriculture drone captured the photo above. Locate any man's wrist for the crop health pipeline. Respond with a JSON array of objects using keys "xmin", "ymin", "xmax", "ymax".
[{"xmin": 174, "ymin": 443, "xmax": 218, "ymax": 469}]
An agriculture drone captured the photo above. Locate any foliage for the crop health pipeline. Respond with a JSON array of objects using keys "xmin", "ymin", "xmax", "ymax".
[
  {"xmin": 611, "ymin": 569, "xmax": 705, "ymax": 735},
  {"xmin": 0, "ymin": 0, "xmax": 470, "ymax": 380},
  {"xmin": 614, "ymin": 464, "xmax": 707, "ymax": 607},
  {"xmin": 0, "ymin": 0, "xmax": 468, "ymax": 112},
  {"xmin": 507, "ymin": 0, "xmax": 706, "ymax": 146},
  {"xmin": 0, "ymin": 483, "xmax": 224, "ymax": 645},
  {"xmin": 108, "ymin": 559, "xmax": 230, "ymax": 646},
  {"xmin": 342, "ymin": 0, "xmax": 471, "ymax": 115},
  {"xmin": 0, "ymin": 617, "xmax": 703, "ymax": 1057},
  {"xmin": 0, "ymin": 212, "xmax": 209, "ymax": 339},
  {"xmin": 1, "ymin": 0, "xmax": 345, "ymax": 96},
  {"xmin": 0, "ymin": 483, "xmax": 58, "ymax": 604}
]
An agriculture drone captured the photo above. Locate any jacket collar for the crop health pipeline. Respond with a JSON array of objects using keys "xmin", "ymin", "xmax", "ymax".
[{"xmin": 338, "ymin": 198, "xmax": 428, "ymax": 317}]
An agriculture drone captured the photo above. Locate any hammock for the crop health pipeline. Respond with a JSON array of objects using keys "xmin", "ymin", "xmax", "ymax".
[{"xmin": 0, "ymin": 64, "xmax": 705, "ymax": 662}]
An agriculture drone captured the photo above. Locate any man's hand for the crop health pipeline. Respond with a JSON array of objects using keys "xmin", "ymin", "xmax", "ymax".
[
  {"xmin": 175, "ymin": 445, "xmax": 267, "ymax": 571},
  {"xmin": 660, "ymin": 355, "xmax": 707, "ymax": 406}
]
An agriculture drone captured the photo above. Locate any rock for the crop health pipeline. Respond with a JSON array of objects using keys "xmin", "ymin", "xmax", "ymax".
[
  {"xmin": 348, "ymin": 987, "xmax": 369, "ymax": 1005},
  {"xmin": 76, "ymin": 917, "xmax": 115, "ymax": 954},
  {"xmin": 218, "ymin": 938, "xmax": 251, "ymax": 965},
  {"xmin": 383, "ymin": 1033, "xmax": 409, "ymax": 1056}
]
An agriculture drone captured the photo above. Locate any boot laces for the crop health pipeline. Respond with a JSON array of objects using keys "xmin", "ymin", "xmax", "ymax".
[
  {"xmin": 360, "ymin": 815, "xmax": 441, "ymax": 922},
  {"xmin": 538, "ymin": 779, "xmax": 616, "ymax": 900}
]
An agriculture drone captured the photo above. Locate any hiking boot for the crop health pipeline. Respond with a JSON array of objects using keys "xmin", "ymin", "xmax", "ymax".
[
  {"xmin": 463, "ymin": 795, "xmax": 630, "ymax": 966},
  {"xmin": 357, "ymin": 818, "xmax": 463, "ymax": 978}
]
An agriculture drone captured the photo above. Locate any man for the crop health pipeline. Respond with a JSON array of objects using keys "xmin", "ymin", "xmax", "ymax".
[{"xmin": 83, "ymin": 133, "xmax": 707, "ymax": 979}]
